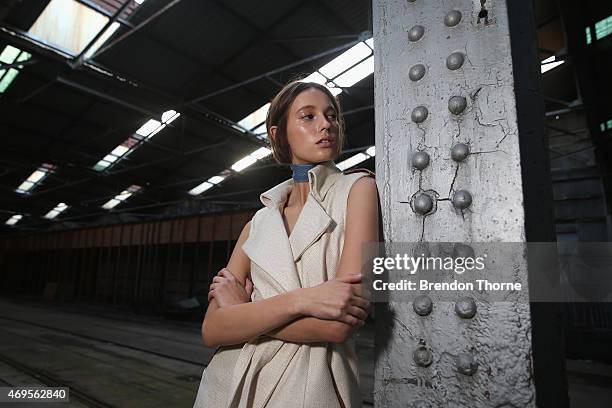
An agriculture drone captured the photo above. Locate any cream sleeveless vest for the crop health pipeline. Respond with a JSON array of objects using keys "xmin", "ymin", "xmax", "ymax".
[{"xmin": 193, "ymin": 161, "xmax": 373, "ymax": 408}]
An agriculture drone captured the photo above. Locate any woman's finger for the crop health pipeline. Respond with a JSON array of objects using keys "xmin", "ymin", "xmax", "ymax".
[
  {"xmin": 337, "ymin": 274, "xmax": 362, "ymax": 284},
  {"xmin": 212, "ymin": 276, "xmax": 226, "ymax": 284},
  {"xmin": 347, "ymin": 305, "xmax": 367, "ymax": 321},
  {"xmin": 207, "ymin": 290, "xmax": 215, "ymax": 302},
  {"xmin": 351, "ymin": 296, "xmax": 370, "ymax": 311},
  {"xmin": 245, "ymin": 278, "xmax": 254, "ymax": 296},
  {"xmin": 342, "ymin": 315, "xmax": 360, "ymax": 326}
]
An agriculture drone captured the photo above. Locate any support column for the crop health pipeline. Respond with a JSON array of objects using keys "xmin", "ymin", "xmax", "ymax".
[{"xmin": 373, "ymin": 0, "xmax": 566, "ymax": 406}]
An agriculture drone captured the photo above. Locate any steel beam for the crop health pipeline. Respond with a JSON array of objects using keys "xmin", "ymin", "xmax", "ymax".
[
  {"xmin": 187, "ymin": 39, "xmax": 361, "ymax": 104},
  {"xmin": 373, "ymin": 0, "xmax": 564, "ymax": 406},
  {"xmin": 87, "ymin": 0, "xmax": 184, "ymax": 61},
  {"xmin": 72, "ymin": 0, "xmax": 132, "ymax": 67}
]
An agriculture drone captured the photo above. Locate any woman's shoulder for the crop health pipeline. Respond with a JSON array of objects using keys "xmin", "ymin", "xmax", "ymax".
[{"xmin": 335, "ymin": 168, "xmax": 376, "ymax": 192}]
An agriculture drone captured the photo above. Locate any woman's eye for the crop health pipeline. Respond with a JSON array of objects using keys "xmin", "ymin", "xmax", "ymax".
[{"xmin": 302, "ymin": 114, "xmax": 314, "ymax": 120}]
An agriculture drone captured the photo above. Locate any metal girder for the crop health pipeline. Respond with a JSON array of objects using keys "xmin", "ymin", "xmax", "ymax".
[
  {"xmin": 0, "ymin": 23, "xmax": 263, "ymax": 146},
  {"xmin": 30, "ymin": 140, "xmax": 228, "ymax": 198},
  {"xmin": 71, "ymin": 0, "xmax": 133, "ymax": 67},
  {"xmin": 0, "ymin": 58, "xmax": 37, "ymax": 70},
  {"xmin": 86, "ymin": 0, "xmax": 184, "ymax": 62},
  {"xmin": 56, "ymin": 76, "xmax": 162, "ymax": 118},
  {"xmin": 187, "ymin": 39, "xmax": 362, "ymax": 104},
  {"xmin": 73, "ymin": 0, "xmax": 134, "ymax": 28},
  {"xmin": 186, "ymin": 0, "xmax": 369, "ymax": 108}
]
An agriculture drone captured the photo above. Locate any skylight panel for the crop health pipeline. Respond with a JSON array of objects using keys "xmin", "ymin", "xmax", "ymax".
[
  {"xmin": 541, "ymin": 55, "xmax": 565, "ymax": 74},
  {"xmin": 207, "ymin": 175, "xmax": 226, "ymax": 185},
  {"xmin": 336, "ymin": 152, "xmax": 369, "ymax": 171},
  {"xmin": 0, "ymin": 45, "xmax": 31, "ymax": 95},
  {"xmin": 102, "ymin": 185, "xmax": 140, "ymax": 209},
  {"xmin": 94, "ymin": 111, "xmax": 179, "ymax": 172},
  {"xmin": 15, "ymin": 163, "xmax": 55, "ymax": 194},
  {"xmin": 252, "ymin": 122, "xmax": 267, "ymax": 137},
  {"xmin": 319, "ymin": 42, "xmax": 372, "ymax": 79},
  {"xmin": 188, "ymin": 182, "xmax": 214, "ymax": 196},
  {"xmin": 111, "ymin": 145, "xmax": 129, "ymax": 157},
  {"xmin": 0, "ymin": 45, "xmax": 21, "ymax": 64},
  {"xmin": 586, "ymin": 27, "xmax": 592, "ymax": 45},
  {"xmin": 29, "ymin": 0, "xmax": 110, "ymax": 55},
  {"xmin": 231, "ymin": 155, "xmax": 257, "ymax": 172},
  {"xmin": 5, "ymin": 214, "xmax": 22, "ymax": 226},
  {"xmin": 188, "ymin": 170, "xmax": 232, "ymax": 196},
  {"xmin": 325, "ymin": 83, "xmax": 343, "ymax": 96},
  {"xmin": 238, "ymin": 103, "xmax": 270, "ymax": 131},
  {"xmin": 365, "ymin": 146, "xmax": 375, "ymax": 156},
  {"xmin": 250, "ymin": 147, "xmax": 273, "ymax": 160},
  {"xmin": 162, "ymin": 109, "xmax": 180, "ymax": 124},
  {"xmin": 300, "ymin": 71, "xmax": 328, "ymax": 85},
  {"xmin": 595, "ymin": 15, "xmax": 612, "ymax": 40},
  {"xmin": 102, "ymin": 198, "xmax": 121, "ymax": 210},
  {"xmin": 136, "ymin": 119, "xmax": 162, "ymax": 137},
  {"xmin": 365, "ymin": 38, "xmax": 374, "ymax": 49},
  {"xmin": 333, "ymin": 56, "xmax": 374, "ymax": 87},
  {"xmin": 83, "ymin": 22, "xmax": 120, "ymax": 59},
  {"xmin": 44, "ymin": 202, "xmax": 68, "ymax": 219}
]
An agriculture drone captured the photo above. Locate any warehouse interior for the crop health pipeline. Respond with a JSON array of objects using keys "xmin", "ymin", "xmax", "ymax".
[{"xmin": 0, "ymin": 0, "xmax": 611, "ymax": 406}]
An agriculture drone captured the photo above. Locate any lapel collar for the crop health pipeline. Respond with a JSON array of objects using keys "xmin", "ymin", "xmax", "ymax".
[
  {"xmin": 288, "ymin": 195, "xmax": 333, "ymax": 262},
  {"xmin": 307, "ymin": 160, "xmax": 343, "ymax": 202},
  {"xmin": 241, "ymin": 207, "xmax": 301, "ymax": 291}
]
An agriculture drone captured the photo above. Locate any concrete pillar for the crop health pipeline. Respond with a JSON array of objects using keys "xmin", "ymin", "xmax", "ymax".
[{"xmin": 373, "ymin": 0, "xmax": 566, "ymax": 406}]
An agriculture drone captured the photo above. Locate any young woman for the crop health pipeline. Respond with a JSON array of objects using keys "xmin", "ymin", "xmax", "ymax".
[{"xmin": 193, "ymin": 81, "xmax": 379, "ymax": 408}]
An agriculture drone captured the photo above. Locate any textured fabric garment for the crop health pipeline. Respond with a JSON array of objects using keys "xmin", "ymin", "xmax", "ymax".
[{"xmin": 193, "ymin": 161, "xmax": 372, "ymax": 408}]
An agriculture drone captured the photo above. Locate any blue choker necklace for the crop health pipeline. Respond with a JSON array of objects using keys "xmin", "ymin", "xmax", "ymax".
[{"xmin": 290, "ymin": 163, "xmax": 316, "ymax": 182}]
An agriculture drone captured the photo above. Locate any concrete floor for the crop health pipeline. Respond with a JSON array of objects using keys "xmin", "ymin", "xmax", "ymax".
[
  {"xmin": 0, "ymin": 297, "xmax": 373, "ymax": 407},
  {"xmin": 0, "ymin": 297, "xmax": 610, "ymax": 407}
]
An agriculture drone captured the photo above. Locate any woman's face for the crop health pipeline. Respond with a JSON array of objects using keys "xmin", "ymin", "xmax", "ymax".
[{"xmin": 278, "ymin": 88, "xmax": 340, "ymax": 165}]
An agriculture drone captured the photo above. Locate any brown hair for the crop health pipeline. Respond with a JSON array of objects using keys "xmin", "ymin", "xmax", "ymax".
[{"xmin": 265, "ymin": 81, "xmax": 345, "ymax": 164}]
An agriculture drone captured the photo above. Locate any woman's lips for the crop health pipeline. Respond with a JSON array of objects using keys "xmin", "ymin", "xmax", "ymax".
[{"xmin": 316, "ymin": 138, "xmax": 335, "ymax": 147}]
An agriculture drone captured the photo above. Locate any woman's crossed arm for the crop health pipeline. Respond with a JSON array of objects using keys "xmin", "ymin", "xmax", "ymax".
[{"xmin": 201, "ymin": 176, "xmax": 378, "ymax": 347}]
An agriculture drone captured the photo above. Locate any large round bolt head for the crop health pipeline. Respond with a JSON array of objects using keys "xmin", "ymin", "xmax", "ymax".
[
  {"xmin": 411, "ymin": 106, "xmax": 429, "ymax": 123},
  {"xmin": 412, "ymin": 401, "xmax": 431, "ymax": 408},
  {"xmin": 413, "ymin": 345, "xmax": 433, "ymax": 367},
  {"xmin": 446, "ymin": 52, "xmax": 465, "ymax": 70},
  {"xmin": 413, "ymin": 295, "xmax": 433, "ymax": 316},
  {"xmin": 413, "ymin": 242, "xmax": 431, "ymax": 258},
  {"xmin": 448, "ymin": 96, "xmax": 467, "ymax": 114},
  {"xmin": 455, "ymin": 297, "xmax": 477, "ymax": 318},
  {"xmin": 456, "ymin": 352, "xmax": 478, "ymax": 375},
  {"xmin": 409, "ymin": 64, "xmax": 426, "ymax": 81},
  {"xmin": 452, "ymin": 189, "xmax": 472, "ymax": 209},
  {"xmin": 451, "ymin": 143, "xmax": 470, "ymax": 162},
  {"xmin": 411, "ymin": 151, "xmax": 430, "ymax": 170},
  {"xmin": 408, "ymin": 25, "xmax": 425, "ymax": 42},
  {"xmin": 413, "ymin": 193, "xmax": 433, "ymax": 215},
  {"xmin": 453, "ymin": 243, "xmax": 475, "ymax": 259},
  {"xmin": 444, "ymin": 10, "xmax": 462, "ymax": 27}
]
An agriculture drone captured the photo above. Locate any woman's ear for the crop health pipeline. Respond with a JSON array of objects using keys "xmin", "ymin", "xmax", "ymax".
[{"xmin": 269, "ymin": 126, "xmax": 278, "ymax": 143}]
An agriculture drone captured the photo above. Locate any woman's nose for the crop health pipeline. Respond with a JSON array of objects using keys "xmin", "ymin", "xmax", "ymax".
[{"xmin": 318, "ymin": 115, "xmax": 331, "ymax": 132}]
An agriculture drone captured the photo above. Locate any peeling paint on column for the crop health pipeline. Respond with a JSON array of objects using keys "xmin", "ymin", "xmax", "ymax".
[{"xmin": 373, "ymin": 0, "xmax": 535, "ymax": 406}]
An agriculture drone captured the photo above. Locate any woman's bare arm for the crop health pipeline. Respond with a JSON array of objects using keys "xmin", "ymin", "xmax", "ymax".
[
  {"xmin": 202, "ymin": 223, "xmax": 301, "ymax": 347},
  {"xmin": 201, "ymin": 221, "xmax": 368, "ymax": 347},
  {"xmin": 265, "ymin": 176, "xmax": 379, "ymax": 343}
]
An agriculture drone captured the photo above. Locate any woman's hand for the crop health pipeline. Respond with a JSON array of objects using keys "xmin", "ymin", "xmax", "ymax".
[
  {"xmin": 299, "ymin": 274, "xmax": 370, "ymax": 326},
  {"xmin": 208, "ymin": 268, "xmax": 254, "ymax": 308}
]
